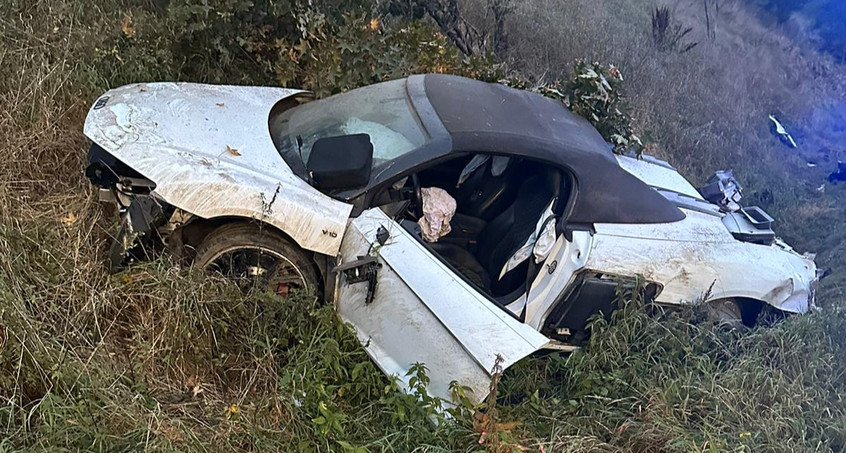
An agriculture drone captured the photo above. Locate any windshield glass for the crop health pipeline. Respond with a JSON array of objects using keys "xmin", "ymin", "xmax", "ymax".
[{"xmin": 270, "ymin": 79, "xmax": 427, "ymax": 178}]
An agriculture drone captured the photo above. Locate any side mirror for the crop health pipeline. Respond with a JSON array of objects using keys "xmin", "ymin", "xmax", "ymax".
[{"xmin": 306, "ymin": 134, "xmax": 373, "ymax": 191}]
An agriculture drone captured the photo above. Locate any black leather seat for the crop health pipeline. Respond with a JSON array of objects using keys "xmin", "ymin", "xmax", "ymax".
[
  {"xmin": 431, "ymin": 170, "xmax": 561, "ymax": 297},
  {"xmin": 427, "ymin": 243, "xmax": 491, "ymax": 289},
  {"xmin": 453, "ymin": 158, "xmax": 520, "ymax": 222}
]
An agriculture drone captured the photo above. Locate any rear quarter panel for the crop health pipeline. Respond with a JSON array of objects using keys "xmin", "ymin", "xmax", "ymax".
[{"xmin": 587, "ymin": 210, "xmax": 815, "ymax": 313}]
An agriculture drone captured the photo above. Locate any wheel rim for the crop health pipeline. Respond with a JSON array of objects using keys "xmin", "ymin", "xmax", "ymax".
[
  {"xmin": 707, "ymin": 299, "xmax": 743, "ymax": 326},
  {"xmin": 204, "ymin": 246, "xmax": 308, "ymax": 297}
]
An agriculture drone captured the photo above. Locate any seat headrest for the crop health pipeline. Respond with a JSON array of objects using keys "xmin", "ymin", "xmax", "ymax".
[{"xmin": 519, "ymin": 168, "xmax": 561, "ymax": 202}]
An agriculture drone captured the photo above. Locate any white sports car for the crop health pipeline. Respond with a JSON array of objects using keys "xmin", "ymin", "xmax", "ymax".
[{"xmin": 83, "ymin": 74, "xmax": 818, "ymax": 404}]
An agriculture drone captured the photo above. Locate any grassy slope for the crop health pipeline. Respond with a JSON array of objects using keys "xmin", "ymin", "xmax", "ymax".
[
  {"xmin": 0, "ymin": 0, "xmax": 845, "ymax": 451},
  {"xmin": 502, "ymin": 0, "xmax": 846, "ymax": 299}
]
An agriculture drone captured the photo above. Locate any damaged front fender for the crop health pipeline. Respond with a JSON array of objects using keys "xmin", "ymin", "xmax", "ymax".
[
  {"xmin": 107, "ymin": 195, "xmax": 171, "ymax": 271},
  {"xmin": 83, "ymin": 82, "xmax": 353, "ymax": 256}
]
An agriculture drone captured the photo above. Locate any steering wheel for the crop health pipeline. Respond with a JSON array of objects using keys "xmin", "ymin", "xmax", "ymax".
[{"xmin": 411, "ymin": 174, "xmax": 424, "ymax": 218}]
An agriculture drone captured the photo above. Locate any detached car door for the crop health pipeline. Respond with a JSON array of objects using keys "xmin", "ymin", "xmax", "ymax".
[{"xmin": 335, "ymin": 207, "xmax": 550, "ymax": 405}]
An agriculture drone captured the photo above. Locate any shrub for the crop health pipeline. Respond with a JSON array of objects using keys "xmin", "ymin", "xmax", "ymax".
[
  {"xmin": 499, "ymin": 61, "xmax": 646, "ymax": 156},
  {"xmin": 652, "ymin": 6, "xmax": 698, "ymax": 53},
  {"xmin": 565, "ymin": 61, "xmax": 645, "ymax": 155},
  {"xmin": 94, "ymin": 0, "xmax": 494, "ymax": 97}
]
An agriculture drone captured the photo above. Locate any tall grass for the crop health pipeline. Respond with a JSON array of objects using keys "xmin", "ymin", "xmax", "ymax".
[
  {"xmin": 0, "ymin": 205, "xmax": 471, "ymax": 449},
  {"xmin": 1, "ymin": 0, "xmax": 845, "ymax": 451},
  {"xmin": 500, "ymin": 299, "xmax": 846, "ymax": 452},
  {"xmin": 0, "ymin": 2, "xmax": 469, "ymax": 450}
]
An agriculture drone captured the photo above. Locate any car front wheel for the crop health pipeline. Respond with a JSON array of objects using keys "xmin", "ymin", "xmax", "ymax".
[{"xmin": 193, "ymin": 223, "xmax": 319, "ymax": 298}]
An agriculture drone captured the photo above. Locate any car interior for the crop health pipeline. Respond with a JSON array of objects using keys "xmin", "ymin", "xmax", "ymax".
[{"xmin": 370, "ymin": 154, "xmax": 571, "ymax": 303}]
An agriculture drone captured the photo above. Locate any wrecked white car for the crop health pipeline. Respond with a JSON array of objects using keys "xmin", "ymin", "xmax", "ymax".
[{"xmin": 83, "ymin": 74, "xmax": 818, "ymax": 404}]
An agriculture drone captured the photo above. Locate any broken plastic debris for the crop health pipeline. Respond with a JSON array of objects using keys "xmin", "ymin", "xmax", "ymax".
[
  {"xmin": 698, "ymin": 170, "xmax": 743, "ymax": 212},
  {"xmin": 417, "ymin": 187, "xmax": 457, "ymax": 243},
  {"xmin": 768, "ymin": 115, "xmax": 798, "ymax": 148}
]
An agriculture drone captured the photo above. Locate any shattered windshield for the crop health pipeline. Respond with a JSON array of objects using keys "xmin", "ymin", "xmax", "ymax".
[{"xmin": 270, "ymin": 79, "xmax": 427, "ymax": 177}]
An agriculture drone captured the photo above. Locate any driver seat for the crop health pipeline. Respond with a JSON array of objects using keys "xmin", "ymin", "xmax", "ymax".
[{"xmin": 430, "ymin": 170, "xmax": 561, "ymax": 297}]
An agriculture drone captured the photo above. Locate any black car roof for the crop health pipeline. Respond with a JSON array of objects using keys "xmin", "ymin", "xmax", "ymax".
[{"xmin": 409, "ymin": 74, "xmax": 685, "ymax": 225}]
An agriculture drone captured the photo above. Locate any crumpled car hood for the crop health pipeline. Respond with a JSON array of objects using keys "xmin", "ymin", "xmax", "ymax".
[{"xmin": 83, "ymin": 82, "xmax": 352, "ymax": 256}]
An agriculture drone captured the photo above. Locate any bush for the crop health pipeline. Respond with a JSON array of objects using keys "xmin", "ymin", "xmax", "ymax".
[
  {"xmin": 652, "ymin": 6, "xmax": 698, "ymax": 53},
  {"xmin": 94, "ymin": 0, "xmax": 494, "ymax": 96},
  {"xmin": 499, "ymin": 61, "xmax": 645, "ymax": 156},
  {"xmin": 564, "ymin": 61, "xmax": 645, "ymax": 155},
  {"xmin": 0, "ymin": 1, "xmax": 483, "ymax": 449}
]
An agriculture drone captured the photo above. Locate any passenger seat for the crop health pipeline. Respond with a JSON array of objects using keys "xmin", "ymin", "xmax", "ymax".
[{"xmin": 429, "ymin": 170, "xmax": 561, "ymax": 297}]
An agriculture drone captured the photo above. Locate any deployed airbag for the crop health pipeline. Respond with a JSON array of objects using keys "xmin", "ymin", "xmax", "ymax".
[
  {"xmin": 417, "ymin": 187, "xmax": 457, "ymax": 242},
  {"xmin": 499, "ymin": 199, "xmax": 557, "ymax": 279}
]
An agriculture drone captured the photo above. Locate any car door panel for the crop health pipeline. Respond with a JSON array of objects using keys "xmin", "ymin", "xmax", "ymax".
[
  {"xmin": 336, "ymin": 208, "xmax": 550, "ymax": 405},
  {"xmin": 521, "ymin": 230, "xmax": 593, "ymax": 330}
]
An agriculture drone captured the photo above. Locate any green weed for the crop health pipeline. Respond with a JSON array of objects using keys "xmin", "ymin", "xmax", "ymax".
[{"xmin": 1, "ymin": 0, "xmax": 845, "ymax": 451}]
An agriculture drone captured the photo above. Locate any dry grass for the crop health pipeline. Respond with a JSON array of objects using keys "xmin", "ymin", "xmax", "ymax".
[
  {"xmin": 470, "ymin": 0, "xmax": 846, "ymax": 300},
  {"xmin": 2, "ymin": 0, "xmax": 846, "ymax": 451},
  {"xmin": 0, "ymin": 3, "xmax": 460, "ymax": 450}
]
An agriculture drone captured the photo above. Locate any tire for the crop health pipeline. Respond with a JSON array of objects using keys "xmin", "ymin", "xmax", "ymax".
[
  {"xmin": 706, "ymin": 298, "xmax": 744, "ymax": 328},
  {"xmin": 193, "ymin": 223, "xmax": 319, "ymax": 297}
]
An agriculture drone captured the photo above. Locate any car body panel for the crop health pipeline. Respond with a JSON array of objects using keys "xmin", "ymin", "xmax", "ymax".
[
  {"xmin": 586, "ymin": 221, "xmax": 815, "ymax": 312},
  {"xmin": 83, "ymin": 82, "xmax": 352, "ymax": 256},
  {"xmin": 513, "ymin": 230, "xmax": 594, "ymax": 330},
  {"xmin": 336, "ymin": 208, "xmax": 550, "ymax": 405},
  {"xmin": 82, "ymin": 76, "xmax": 818, "ymax": 407},
  {"xmin": 606, "ymin": 155, "xmax": 816, "ymax": 312},
  {"xmin": 616, "ymin": 155, "xmax": 703, "ymax": 199}
]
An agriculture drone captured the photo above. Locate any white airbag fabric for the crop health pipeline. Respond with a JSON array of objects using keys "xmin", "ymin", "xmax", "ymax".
[
  {"xmin": 499, "ymin": 199, "xmax": 557, "ymax": 279},
  {"xmin": 456, "ymin": 155, "xmax": 511, "ymax": 187},
  {"xmin": 418, "ymin": 187, "xmax": 457, "ymax": 243}
]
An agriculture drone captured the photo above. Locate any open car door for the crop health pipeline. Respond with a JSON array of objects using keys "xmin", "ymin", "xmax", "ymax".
[{"xmin": 335, "ymin": 207, "xmax": 551, "ymax": 405}]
